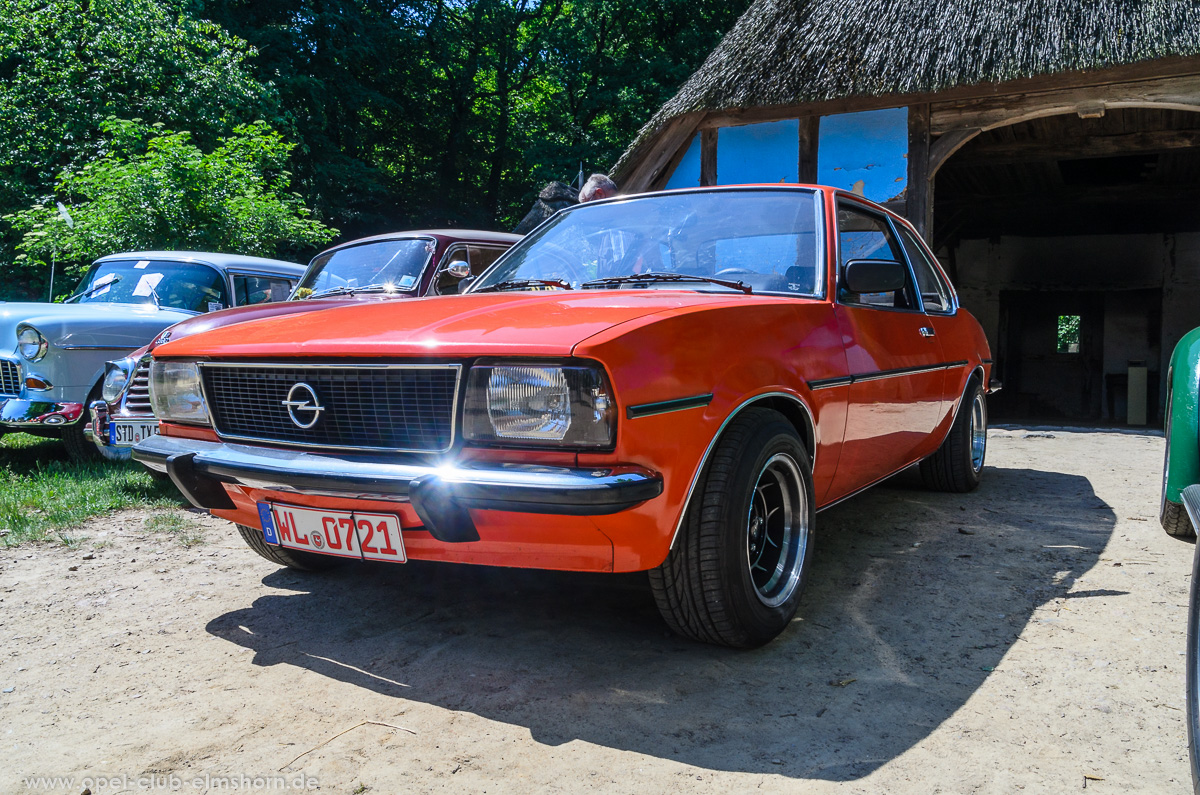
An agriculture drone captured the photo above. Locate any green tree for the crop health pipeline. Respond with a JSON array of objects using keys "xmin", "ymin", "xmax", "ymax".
[
  {"xmin": 7, "ymin": 119, "xmax": 336, "ymax": 297},
  {"xmin": 0, "ymin": 0, "xmax": 281, "ymax": 298}
]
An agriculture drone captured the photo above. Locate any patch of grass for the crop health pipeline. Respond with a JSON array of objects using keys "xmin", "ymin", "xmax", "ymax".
[
  {"xmin": 0, "ymin": 433, "xmax": 187, "ymax": 547},
  {"xmin": 144, "ymin": 510, "xmax": 206, "ymax": 547}
]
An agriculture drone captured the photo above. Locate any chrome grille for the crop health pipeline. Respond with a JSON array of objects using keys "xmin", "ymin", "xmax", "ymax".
[
  {"xmin": 0, "ymin": 359, "xmax": 19, "ymax": 396},
  {"xmin": 124, "ymin": 357, "xmax": 152, "ymax": 414},
  {"xmin": 201, "ymin": 364, "xmax": 461, "ymax": 452}
]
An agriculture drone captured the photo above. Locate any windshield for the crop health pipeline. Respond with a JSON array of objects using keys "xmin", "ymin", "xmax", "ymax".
[
  {"xmin": 70, "ymin": 259, "xmax": 228, "ymax": 312},
  {"xmin": 296, "ymin": 238, "xmax": 436, "ymax": 298},
  {"xmin": 471, "ymin": 189, "xmax": 824, "ymax": 295}
]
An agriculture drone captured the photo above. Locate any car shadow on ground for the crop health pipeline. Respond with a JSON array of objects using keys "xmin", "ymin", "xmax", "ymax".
[{"xmin": 206, "ymin": 464, "xmax": 1114, "ymax": 781}]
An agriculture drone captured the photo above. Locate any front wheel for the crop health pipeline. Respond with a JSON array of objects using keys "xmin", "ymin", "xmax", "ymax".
[
  {"xmin": 649, "ymin": 408, "xmax": 815, "ymax": 648},
  {"xmin": 921, "ymin": 376, "xmax": 986, "ymax": 493},
  {"xmin": 236, "ymin": 524, "xmax": 342, "ymax": 572}
]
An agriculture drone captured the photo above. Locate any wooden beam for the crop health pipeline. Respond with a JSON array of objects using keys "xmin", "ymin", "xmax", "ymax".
[
  {"xmin": 931, "ymin": 74, "xmax": 1200, "ymax": 134},
  {"xmin": 907, "ymin": 103, "xmax": 932, "ymax": 239},
  {"xmin": 692, "ymin": 58, "xmax": 1200, "ymax": 133},
  {"xmin": 617, "ymin": 112, "xmax": 704, "ymax": 192},
  {"xmin": 929, "ymin": 128, "xmax": 981, "ymax": 176},
  {"xmin": 944, "ymin": 128, "xmax": 1200, "ymax": 167},
  {"xmin": 798, "ymin": 116, "xmax": 819, "ymax": 183},
  {"xmin": 700, "ymin": 128, "xmax": 718, "ymax": 186}
]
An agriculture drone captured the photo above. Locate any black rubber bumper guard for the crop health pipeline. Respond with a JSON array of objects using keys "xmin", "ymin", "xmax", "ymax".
[{"xmin": 134, "ymin": 435, "xmax": 663, "ymax": 544}]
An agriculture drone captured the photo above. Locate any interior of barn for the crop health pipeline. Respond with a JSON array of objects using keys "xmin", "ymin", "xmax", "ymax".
[{"xmin": 934, "ymin": 107, "xmax": 1200, "ymax": 425}]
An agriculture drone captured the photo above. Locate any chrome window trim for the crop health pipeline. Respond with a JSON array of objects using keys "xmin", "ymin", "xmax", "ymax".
[
  {"xmin": 667, "ymin": 391, "xmax": 817, "ymax": 551},
  {"xmin": 196, "ymin": 361, "xmax": 463, "ymax": 454}
]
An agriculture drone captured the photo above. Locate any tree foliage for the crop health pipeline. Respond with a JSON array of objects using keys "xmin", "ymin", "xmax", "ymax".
[
  {"xmin": 0, "ymin": 0, "xmax": 750, "ymax": 299},
  {"xmin": 8, "ymin": 119, "xmax": 336, "ymax": 298}
]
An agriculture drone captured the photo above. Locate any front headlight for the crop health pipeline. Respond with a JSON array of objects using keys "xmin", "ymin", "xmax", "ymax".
[
  {"xmin": 100, "ymin": 358, "xmax": 135, "ymax": 403},
  {"xmin": 148, "ymin": 361, "xmax": 210, "ymax": 425},
  {"xmin": 463, "ymin": 362, "xmax": 615, "ymax": 447},
  {"xmin": 16, "ymin": 326, "xmax": 48, "ymax": 361}
]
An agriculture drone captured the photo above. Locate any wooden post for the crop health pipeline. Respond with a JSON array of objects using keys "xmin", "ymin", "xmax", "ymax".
[
  {"xmin": 798, "ymin": 116, "xmax": 819, "ymax": 184},
  {"xmin": 907, "ymin": 103, "xmax": 932, "ymax": 240},
  {"xmin": 700, "ymin": 128, "xmax": 718, "ymax": 186}
]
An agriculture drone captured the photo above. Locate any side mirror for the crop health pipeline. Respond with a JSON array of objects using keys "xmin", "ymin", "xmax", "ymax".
[
  {"xmin": 445, "ymin": 261, "xmax": 470, "ymax": 279},
  {"xmin": 456, "ymin": 275, "xmax": 477, "ymax": 294},
  {"xmin": 843, "ymin": 259, "xmax": 907, "ymax": 293}
]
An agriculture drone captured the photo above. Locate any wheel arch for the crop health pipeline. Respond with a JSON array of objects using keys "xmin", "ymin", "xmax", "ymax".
[
  {"xmin": 667, "ymin": 390, "xmax": 816, "ymax": 550},
  {"xmin": 1164, "ymin": 331, "xmax": 1200, "ymax": 504}
]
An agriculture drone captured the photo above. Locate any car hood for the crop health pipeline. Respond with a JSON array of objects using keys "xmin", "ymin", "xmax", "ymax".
[
  {"xmin": 145, "ymin": 295, "xmax": 396, "ymax": 355},
  {"xmin": 154, "ymin": 291, "xmax": 752, "ymax": 359},
  {"xmin": 0, "ymin": 302, "xmax": 196, "ymax": 357}
]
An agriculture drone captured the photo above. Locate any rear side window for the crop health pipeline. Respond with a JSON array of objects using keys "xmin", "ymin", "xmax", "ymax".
[
  {"xmin": 896, "ymin": 226, "xmax": 953, "ymax": 314},
  {"xmin": 836, "ymin": 205, "xmax": 916, "ymax": 310},
  {"xmin": 233, "ymin": 274, "xmax": 295, "ymax": 306}
]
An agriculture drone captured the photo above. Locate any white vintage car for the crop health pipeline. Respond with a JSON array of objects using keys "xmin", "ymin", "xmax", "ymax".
[{"xmin": 0, "ymin": 251, "xmax": 304, "ymax": 460}]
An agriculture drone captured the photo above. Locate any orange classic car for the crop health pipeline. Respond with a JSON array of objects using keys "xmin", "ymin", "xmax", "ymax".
[{"xmin": 134, "ymin": 186, "xmax": 996, "ymax": 648}]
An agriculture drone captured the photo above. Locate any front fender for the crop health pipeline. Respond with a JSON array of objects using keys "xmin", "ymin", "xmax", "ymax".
[{"xmin": 1164, "ymin": 328, "xmax": 1200, "ymax": 504}]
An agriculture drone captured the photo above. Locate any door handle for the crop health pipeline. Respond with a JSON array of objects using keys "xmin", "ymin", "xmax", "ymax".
[{"xmin": 919, "ymin": 327, "xmax": 936, "ymax": 338}]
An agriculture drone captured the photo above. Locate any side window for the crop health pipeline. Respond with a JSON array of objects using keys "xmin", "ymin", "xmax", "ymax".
[
  {"xmin": 433, "ymin": 244, "xmax": 510, "ymax": 294},
  {"xmin": 234, "ymin": 274, "xmax": 295, "ymax": 306},
  {"xmin": 897, "ymin": 226, "xmax": 953, "ymax": 314},
  {"xmin": 837, "ymin": 205, "xmax": 916, "ymax": 310},
  {"xmin": 466, "ymin": 245, "xmax": 507, "ymax": 275}
]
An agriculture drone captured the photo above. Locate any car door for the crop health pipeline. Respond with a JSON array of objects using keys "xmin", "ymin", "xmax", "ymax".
[{"xmin": 830, "ymin": 201, "xmax": 947, "ymax": 497}]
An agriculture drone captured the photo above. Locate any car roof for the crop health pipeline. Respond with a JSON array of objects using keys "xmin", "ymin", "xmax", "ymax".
[
  {"xmin": 315, "ymin": 228, "xmax": 523, "ymax": 257},
  {"xmin": 92, "ymin": 251, "xmax": 307, "ymax": 276}
]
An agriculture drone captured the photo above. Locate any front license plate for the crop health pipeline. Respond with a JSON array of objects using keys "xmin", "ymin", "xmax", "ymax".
[
  {"xmin": 109, "ymin": 419, "xmax": 160, "ymax": 447},
  {"xmin": 257, "ymin": 502, "xmax": 406, "ymax": 563}
]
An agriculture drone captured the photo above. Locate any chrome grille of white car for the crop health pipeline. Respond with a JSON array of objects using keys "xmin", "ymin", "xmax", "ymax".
[
  {"xmin": 124, "ymin": 357, "xmax": 153, "ymax": 414},
  {"xmin": 0, "ymin": 359, "xmax": 19, "ymax": 396}
]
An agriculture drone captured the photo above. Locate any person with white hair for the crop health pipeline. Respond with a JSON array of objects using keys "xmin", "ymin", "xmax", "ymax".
[{"xmin": 578, "ymin": 173, "xmax": 618, "ymax": 203}]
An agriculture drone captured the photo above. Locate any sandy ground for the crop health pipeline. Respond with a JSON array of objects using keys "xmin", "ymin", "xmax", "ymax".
[{"xmin": 0, "ymin": 427, "xmax": 1193, "ymax": 794}]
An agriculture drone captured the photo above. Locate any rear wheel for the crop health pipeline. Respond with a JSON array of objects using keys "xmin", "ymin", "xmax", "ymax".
[
  {"xmin": 920, "ymin": 376, "xmax": 986, "ymax": 493},
  {"xmin": 649, "ymin": 408, "xmax": 815, "ymax": 648},
  {"xmin": 236, "ymin": 524, "xmax": 342, "ymax": 571}
]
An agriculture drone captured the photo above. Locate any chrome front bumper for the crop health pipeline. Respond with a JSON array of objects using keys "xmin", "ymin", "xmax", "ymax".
[
  {"xmin": 133, "ymin": 434, "xmax": 663, "ymax": 543},
  {"xmin": 0, "ymin": 398, "xmax": 85, "ymax": 428}
]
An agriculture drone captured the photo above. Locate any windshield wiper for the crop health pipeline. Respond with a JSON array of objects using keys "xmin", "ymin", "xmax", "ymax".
[
  {"xmin": 306, "ymin": 283, "xmax": 399, "ymax": 300},
  {"xmin": 473, "ymin": 278, "xmax": 574, "ymax": 293},
  {"xmin": 65, "ymin": 275, "xmax": 121, "ymax": 303},
  {"xmin": 581, "ymin": 272, "xmax": 752, "ymax": 294}
]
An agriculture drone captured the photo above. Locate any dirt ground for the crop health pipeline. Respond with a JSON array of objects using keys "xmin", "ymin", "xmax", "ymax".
[{"xmin": 0, "ymin": 427, "xmax": 1193, "ymax": 794}]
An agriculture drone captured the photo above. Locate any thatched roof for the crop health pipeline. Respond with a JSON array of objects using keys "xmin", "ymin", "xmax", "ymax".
[{"xmin": 615, "ymin": 0, "xmax": 1200, "ymax": 177}]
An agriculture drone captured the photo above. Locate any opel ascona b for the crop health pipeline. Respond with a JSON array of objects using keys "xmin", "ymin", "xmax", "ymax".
[{"xmin": 135, "ymin": 186, "xmax": 996, "ymax": 647}]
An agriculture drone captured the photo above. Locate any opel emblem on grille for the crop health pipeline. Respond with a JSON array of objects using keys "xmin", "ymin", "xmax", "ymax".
[{"xmin": 282, "ymin": 382, "xmax": 324, "ymax": 429}]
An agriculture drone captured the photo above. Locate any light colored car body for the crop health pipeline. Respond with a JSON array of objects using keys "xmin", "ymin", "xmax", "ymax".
[{"xmin": 1, "ymin": 251, "xmax": 304, "ymax": 458}]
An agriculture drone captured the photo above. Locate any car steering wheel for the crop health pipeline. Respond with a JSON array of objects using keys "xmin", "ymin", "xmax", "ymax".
[{"xmin": 715, "ymin": 267, "xmax": 757, "ymax": 277}]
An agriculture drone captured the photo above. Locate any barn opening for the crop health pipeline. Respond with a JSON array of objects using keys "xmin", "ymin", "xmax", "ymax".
[{"xmin": 933, "ymin": 108, "xmax": 1200, "ymax": 424}]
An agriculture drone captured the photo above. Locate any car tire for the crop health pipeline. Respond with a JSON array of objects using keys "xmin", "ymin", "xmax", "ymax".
[
  {"xmin": 235, "ymin": 523, "xmax": 342, "ymax": 572},
  {"xmin": 649, "ymin": 408, "xmax": 815, "ymax": 648},
  {"xmin": 1161, "ymin": 387, "xmax": 1196, "ymax": 538},
  {"xmin": 61, "ymin": 387, "xmax": 131, "ymax": 463},
  {"xmin": 920, "ymin": 376, "xmax": 986, "ymax": 493},
  {"xmin": 1188, "ymin": 541, "xmax": 1200, "ymax": 786}
]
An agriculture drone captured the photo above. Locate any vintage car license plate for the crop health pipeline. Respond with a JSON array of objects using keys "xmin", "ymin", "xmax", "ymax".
[
  {"xmin": 109, "ymin": 419, "xmax": 160, "ymax": 447},
  {"xmin": 257, "ymin": 502, "xmax": 406, "ymax": 563}
]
